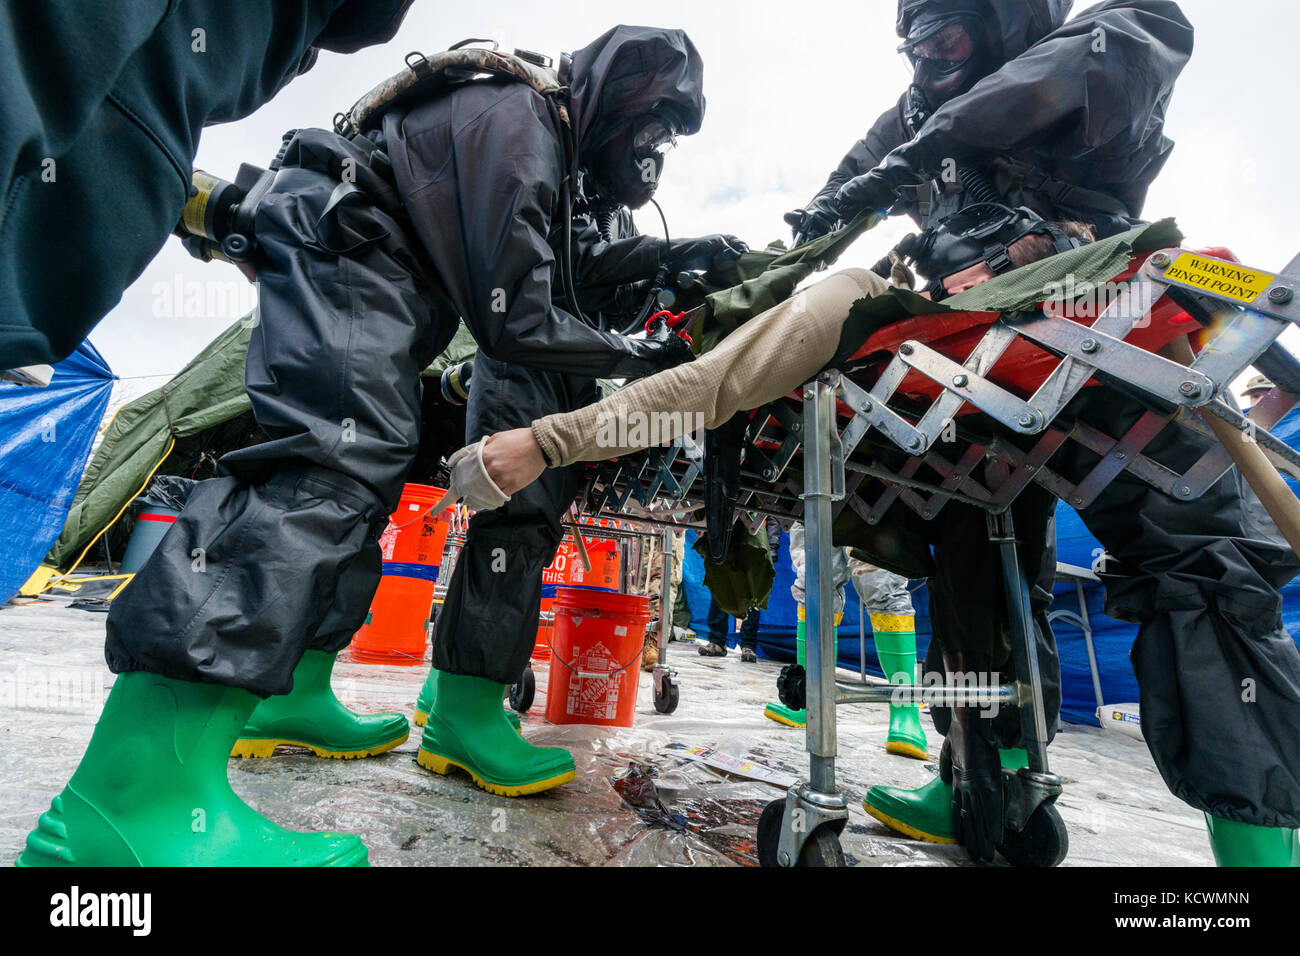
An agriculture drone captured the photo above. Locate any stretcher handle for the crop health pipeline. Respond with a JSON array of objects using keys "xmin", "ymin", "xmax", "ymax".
[{"xmin": 1163, "ymin": 336, "xmax": 1300, "ymax": 556}]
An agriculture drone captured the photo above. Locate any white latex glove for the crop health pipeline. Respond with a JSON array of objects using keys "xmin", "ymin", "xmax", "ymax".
[{"xmin": 430, "ymin": 437, "xmax": 510, "ymax": 514}]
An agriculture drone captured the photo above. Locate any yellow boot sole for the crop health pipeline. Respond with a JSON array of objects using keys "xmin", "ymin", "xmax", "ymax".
[
  {"xmin": 231, "ymin": 730, "xmax": 408, "ymax": 760},
  {"xmin": 886, "ymin": 740, "xmax": 930, "ymax": 761},
  {"xmin": 415, "ymin": 747, "xmax": 575, "ymax": 797},
  {"xmin": 763, "ymin": 711, "xmax": 806, "ymax": 729},
  {"xmin": 861, "ymin": 800, "xmax": 957, "ymax": 845}
]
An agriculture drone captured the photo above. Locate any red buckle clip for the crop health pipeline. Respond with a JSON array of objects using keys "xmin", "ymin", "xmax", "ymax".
[{"xmin": 645, "ymin": 309, "xmax": 692, "ymax": 345}]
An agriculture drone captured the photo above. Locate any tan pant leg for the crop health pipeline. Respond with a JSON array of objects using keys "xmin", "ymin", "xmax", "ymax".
[{"xmin": 533, "ymin": 268, "xmax": 890, "ymax": 467}]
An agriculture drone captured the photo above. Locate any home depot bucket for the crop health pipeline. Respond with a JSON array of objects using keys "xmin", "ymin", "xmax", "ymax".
[
  {"xmin": 545, "ymin": 587, "xmax": 649, "ymax": 727},
  {"xmin": 350, "ymin": 483, "xmax": 454, "ymax": 666},
  {"xmin": 534, "ymin": 531, "xmax": 621, "ymax": 662}
]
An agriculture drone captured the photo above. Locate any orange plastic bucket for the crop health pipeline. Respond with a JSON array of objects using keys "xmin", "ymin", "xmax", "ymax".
[
  {"xmin": 350, "ymin": 483, "xmax": 454, "ymax": 666},
  {"xmin": 544, "ymin": 586, "xmax": 650, "ymax": 727},
  {"xmin": 534, "ymin": 529, "xmax": 621, "ymax": 662}
]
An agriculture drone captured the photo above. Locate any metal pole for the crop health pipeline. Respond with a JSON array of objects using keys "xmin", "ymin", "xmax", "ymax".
[
  {"xmin": 989, "ymin": 511, "xmax": 1052, "ymax": 773},
  {"xmin": 859, "ymin": 597, "xmax": 867, "ymax": 684},
  {"xmin": 1077, "ymin": 581, "xmax": 1105, "ymax": 711},
  {"xmin": 658, "ymin": 529, "xmax": 673, "ymax": 665},
  {"xmin": 803, "ymin": 374, "xmax": 840, "ymax": 795}
]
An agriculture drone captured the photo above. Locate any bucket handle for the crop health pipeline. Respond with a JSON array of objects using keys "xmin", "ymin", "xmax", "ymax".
[
  {"xmin": 546, "ymin": 629, "xmax": 644, "ymax": 680},
  {"xmin": 386, "ymin": 498, "xmax": 456, "ymax": 533}
]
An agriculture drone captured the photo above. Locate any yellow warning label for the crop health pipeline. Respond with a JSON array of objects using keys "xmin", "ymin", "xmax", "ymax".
[{"xmin": 1163, "ymin": 253, "xmax": 1274, "ymax": 304}]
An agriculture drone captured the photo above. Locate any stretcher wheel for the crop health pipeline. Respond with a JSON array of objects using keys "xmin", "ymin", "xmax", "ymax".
[
  {"xmin": 757, "ymin": 799, "xmax": 787, "ymax": 867},
  {"xmin": 653, "ymin": 675, "xmax": 679, "ymax": 714},
  {"xmin": 998, "ymin": 801, "xmax": 1068, "ymax": 868},
  {"xmin": 757, "ymin": 799, "xmax": 847, "ymax": 867},
  {"xmin": 509, "ymin": 665, "xmax": 535, "ymax": 713},
  {"xmin": 776, "ymin": 664, "xmax": 805, "ymax": 711}
]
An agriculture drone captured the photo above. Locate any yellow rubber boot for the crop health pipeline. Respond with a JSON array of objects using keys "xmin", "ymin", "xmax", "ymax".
[
  {"xmin": 873, "ymin": 620, "xmax": 928, "ymax": 761},
  {"xmin": 233, "ymin": 650, "xmax": 409, "ymax": 759},
  {"xmin": 416, "ymin": 670, "xmax": 574, "ymax": 796},
  {"xmin": 414, "ymin": 665, "xmax": 521, "ymax": 732},
  {"xmin": 18, "ymin": 672, "xmax": 367, "ymax": 866}
]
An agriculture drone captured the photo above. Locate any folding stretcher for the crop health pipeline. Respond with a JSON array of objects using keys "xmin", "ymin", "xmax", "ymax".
[{"xmin": 575, "ymin": 246, "xmax": 1300, "ymax": 866}]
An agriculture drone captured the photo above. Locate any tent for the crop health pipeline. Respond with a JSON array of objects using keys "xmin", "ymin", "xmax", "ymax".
[
  {"xmin": 41, "ymin": 316, "xmax": 478, "ymax": 577},
  {"xmin": 0, "ymin": 343, "xmax": 115, "ymax": 603}
]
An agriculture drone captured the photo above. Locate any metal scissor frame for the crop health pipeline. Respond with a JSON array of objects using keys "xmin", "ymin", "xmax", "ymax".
[{"xmin": 576, "ymin": 248, "xmax": 1300, "ymax": 865}]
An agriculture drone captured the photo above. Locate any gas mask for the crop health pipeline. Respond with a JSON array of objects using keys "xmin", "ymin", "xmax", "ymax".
[
  {"xmin": 587, "ymin": 114, "xmax": 677, "ymax": 210},
  {"xmin": 900, "ymin": 11, "xmax": 996, "ymax": 110}
]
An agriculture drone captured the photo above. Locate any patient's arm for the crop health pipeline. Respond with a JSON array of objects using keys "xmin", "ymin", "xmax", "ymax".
[{"xmin": 480, "ymin": 268, "xmax": 890, "ymax": 496}]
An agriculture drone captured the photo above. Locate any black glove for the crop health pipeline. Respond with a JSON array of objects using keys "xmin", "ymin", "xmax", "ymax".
[
  {"xmin": 943, "ymin": 650, "xmax": 1004, "ymax": 864},
  {"xmin": 834, "ymin": 149, "xmax": 921, "ymax": 223},
  {"xmin": 950, "ymin": 735, "xmax": 1003, "ymax": 864},
  {"xmin": 666, "ymin": 234, "xmax": 748, "ymax": 273},
  {"xmin": 783, "ymin": 196, "xmax": 840, "ymax": 246},
  {"xmin": 607, "ymin": 323, "xmax": 694, "ymax": 380}
]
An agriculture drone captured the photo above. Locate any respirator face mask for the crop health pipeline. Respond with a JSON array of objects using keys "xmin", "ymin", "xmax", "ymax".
[
  {"xmin": 899, "ymin": 12, "xmax": 992, "ymax": 108},
  {"xmin": 592, "ymin": 114, "xmax": 677, "ymax": 210}
]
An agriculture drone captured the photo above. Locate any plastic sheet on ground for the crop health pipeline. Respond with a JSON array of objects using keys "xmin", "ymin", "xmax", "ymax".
[{"xmin": 0, "ymin": 592, "xmax": 1211, "ymax": 866}]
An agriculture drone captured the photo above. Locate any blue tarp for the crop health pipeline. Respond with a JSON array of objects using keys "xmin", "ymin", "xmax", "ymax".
[
  {"xmin": 0, "ymin": 344, "xmax": 115, "ymax": 603},
  {"xmin": 683, "ymin": 405, "xmax": 1300, "ymax": 727}
]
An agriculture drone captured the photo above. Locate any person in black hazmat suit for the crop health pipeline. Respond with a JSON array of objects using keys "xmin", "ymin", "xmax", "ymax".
[
  {"xmin": 17, "ymin": 26, "xmax": 743, "ymax": 867},
  {"xmin": 788, "ymin": 0, "xmax": 1300, "ymax": 866},
  {"xmin": 0, "ymin": 0, "xmax": 415, "ymax": 371},
  {"xmin": 408, "ymin": 30, "xmax": 743, "ymax": 797}
]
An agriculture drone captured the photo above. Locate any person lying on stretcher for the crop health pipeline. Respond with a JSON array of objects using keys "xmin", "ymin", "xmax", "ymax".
[{"xmin": 461, "ymin": 207, "xmax": 1095, "ymax": 501}]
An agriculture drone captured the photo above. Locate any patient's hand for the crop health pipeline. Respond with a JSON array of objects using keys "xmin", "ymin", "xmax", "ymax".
[{"xmin": 482, "ymin": 428, "xmax": 548, "ymax": 495}]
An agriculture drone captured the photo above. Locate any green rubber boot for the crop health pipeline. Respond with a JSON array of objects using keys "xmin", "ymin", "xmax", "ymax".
[
  {"xmin": 862, "ymin": 747, "xmax": 1029, "ymax": 844},
  {"xmin": 413, "ymin": 666, "xmax": 521, "ymax": 731},
  {"xmin": 763, "ymin": 615, "xmax": 807, "ymax": 727},
  {"xmin": 875, "ymin": 628, "xmax": 929, "ymax": 761},
  {"xmin": 17, "ymin": 671, "xmax": 368, "ymax": 866},
  {"xmin": 233, "ymin": 650, "xmax": 409, "ymax": 759},
  {"xmin": 416, "ymin": 670, "xmax": 574, "ymax": 796},
  {"xmin": 1205, "ymin": 814, "xmax": 1300, "ymax": 867}
]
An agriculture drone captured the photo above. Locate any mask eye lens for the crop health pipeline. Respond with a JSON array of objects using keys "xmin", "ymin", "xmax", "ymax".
[
  {"xmin": 903, "ymin": 18, "xmax": 976, "ymax": 66},
  {"xmin": 633, "ymin": 120, "xmax": 676, "ymax": 155},
  {"xmin": 913, "ymin": 23, "xmax": 973, "ymax": 63}
]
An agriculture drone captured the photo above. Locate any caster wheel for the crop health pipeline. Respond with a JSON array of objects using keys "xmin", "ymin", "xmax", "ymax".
[
  {"xmin": 999, "ymin": 801, "xmax": 1068, "ymax": 867},
  {"xmin": 653, "ymin": 675, "xmax": 679, "ymax": 714},
  {"xmin": 799, "ymin": 825, "xmax": 847, "ymax": 867},
  {"xmin": 757, "ymin": 799, "xmax": 786, "ymax": 867},
  {"xmin": 776, "ymin": 664, "xmax": 806, "ymax": 711},
  {"xmin": 509, "ymin": 665, "xmax": 535, "ymax": 713},
  {"xmin": 756, "ymin": 799, "xmax": 847, "ymax": 867}
]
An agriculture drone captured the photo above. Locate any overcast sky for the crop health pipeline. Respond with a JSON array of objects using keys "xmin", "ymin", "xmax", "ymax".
[{"xmin": 92, "ymin": 0, "xmax": 1300, "ymax": 400}]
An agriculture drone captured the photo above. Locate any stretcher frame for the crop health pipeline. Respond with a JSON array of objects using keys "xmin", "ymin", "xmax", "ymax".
[{"xmin": 577, "ymin": 247, "xmax": 1300, "ymax": 865}]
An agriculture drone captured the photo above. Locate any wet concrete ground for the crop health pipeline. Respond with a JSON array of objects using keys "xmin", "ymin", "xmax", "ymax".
[{"xmin": 1, "ymin": 594, "xmax": 1212, "ymax": 866}]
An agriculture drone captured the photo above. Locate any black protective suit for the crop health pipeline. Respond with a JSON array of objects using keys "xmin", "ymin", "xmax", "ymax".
[
  {"xmin": 816, "ymin": 0, "xmax": 1188, "ymax": 238},
  {"xmin": 0, "ymin": 0, "xmax": 413, "ymax": 370},
  {"xmin": 107, "ymin": 26, "xmax": 708, "ymax": 694},
  {"xmin": 819, "ymin": 0, "xmax": 1300, "ymax": 827}
]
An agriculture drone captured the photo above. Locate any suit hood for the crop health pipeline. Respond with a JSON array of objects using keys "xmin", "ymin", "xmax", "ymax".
[{"xmin": 567, "ymin": 25, "xmax": 705, "ymax": 152}]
